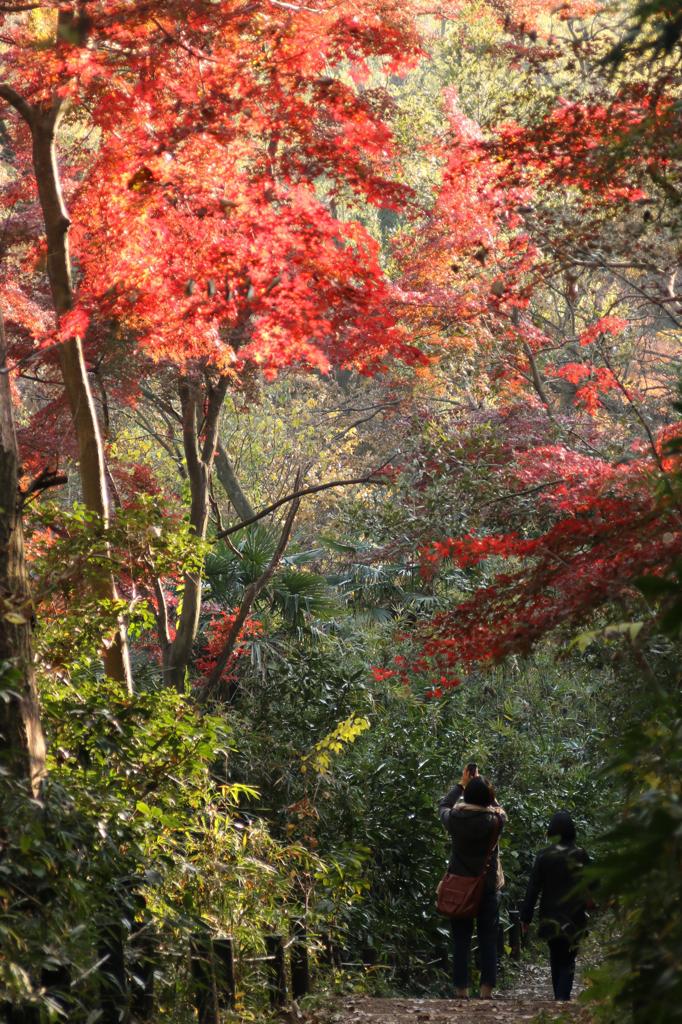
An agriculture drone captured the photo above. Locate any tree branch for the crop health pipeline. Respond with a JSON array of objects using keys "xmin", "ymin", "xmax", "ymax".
[
  {"xmin": 18, "ymin": 467, "xmax": 68, "ymax": 508},
  {"xmin": 208, "ymin": 475, "xmax": 226, "ymax": 535},
  {"xmin": 200, "ymin": 375, "xmax": 229, "ymax": 464},
  {"xmin": 139, "ymin": 383, "xmax": 183, "ymax": 423},
  {"xmin": 329, "ymin": 406, "xmax": 392, "ymax": 446},
  {"xmin": 479, "ymin": 478, "xmax": 565, "ymax": 508},
  {"xmin": 199, "ymin": 474, "xmax": 302, "ymax": 701},
  {"xmin": 214, "ymin": 465, "xmax": 391, "ymax": 540},
  {"xmin": 0, "ymin": 83, "xmax": 33, "ymax": 126},
  {"xmin": 178, "ymin": 378, "xmax": 202, "ymax": 486},
  {"xmin": 522, "ymin": 339, "xmax": 552, "ymax": 408},
  {"xmin": 599, "ymin": 346, "xmax": 667, "ymax": 477},
  {"xmin": 153, "ymin": 577, "xmax": 171, "ymax": 654},
  {"xmin": 132, "ymin": 408, "xmax": 187, "ymax": 479}
]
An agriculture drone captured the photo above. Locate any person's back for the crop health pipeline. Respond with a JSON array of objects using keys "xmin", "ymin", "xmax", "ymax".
[
  {"xmin": 445, "ymin": 803, "xmax": 503, "ymax": 891},
  {"xmin": 521, "ymin": 810, "xmax": 591, "ymax": 1002},
  {"xmin": 439, "ymin": 775, "xmax": 506, "ymax": 1000},
  {"xmin": 527, "ymin": 842, "xmax": 590, "ymax": 939},
  {"xmin": 439, "ymin": 763, "xmax": 505, "ymax": 893}
]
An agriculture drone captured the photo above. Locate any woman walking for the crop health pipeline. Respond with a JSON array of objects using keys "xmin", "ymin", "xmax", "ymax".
[
  {"xmin": 439, "ymin": 776, "xmax": 506, "ymax": 999},
  {"xmin": 520, "ymin": 811, "xmax": 591, "ymax": 1001}
]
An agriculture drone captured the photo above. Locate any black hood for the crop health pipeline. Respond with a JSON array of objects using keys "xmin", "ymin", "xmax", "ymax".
[{"xmin": 547, "ymin": 810, "xmax": 576, "ymax": 844}]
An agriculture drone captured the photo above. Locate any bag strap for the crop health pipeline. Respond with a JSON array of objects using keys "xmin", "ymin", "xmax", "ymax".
[{"xmin": 477, "ymin": 817, "xmax": 501, "ymax": 880}]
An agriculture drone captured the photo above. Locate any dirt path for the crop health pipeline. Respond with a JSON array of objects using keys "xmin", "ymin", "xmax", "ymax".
[
  {"xmin": 322, "ymin": 946, "xmax": 593, "ymax": 1024},
  {"xmin": 330, "ymin": 995, "xmax": 586, "ymax": 1024}
]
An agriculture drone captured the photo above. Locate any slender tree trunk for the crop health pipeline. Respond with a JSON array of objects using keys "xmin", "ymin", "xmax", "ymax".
[
  {"xmin": 166, "ymin": 375, "xmax": 229, "ymax": 690},
  {"xmin": 214, "ymin": 441, "xmax": 255, "ymax": 521},
  {"xmin": 0, "ymin": 310, "xmax": 46, "ymax": 797},
  {"xmin": 30, "ymin": 102, "xmax": 133, "ymax": 692},
  {"xmin": 200, "ymin": 485, "xmax": 300, "ymax": 702}
]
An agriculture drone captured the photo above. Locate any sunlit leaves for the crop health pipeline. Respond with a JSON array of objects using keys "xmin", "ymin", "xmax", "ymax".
[{"xmin": 301, "ymin": 713, "xmax": 370, "ymax": 776}]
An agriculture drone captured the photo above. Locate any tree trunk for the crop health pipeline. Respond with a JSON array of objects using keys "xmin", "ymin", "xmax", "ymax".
[
  {"xmin": 166, "ymin": 375, "xmax": 229, "ymax": 690},
  {"xmin": 0, "ymin": 310, "xmax": 46, "ymax": 797},
  {"xmin": 30, "ymin": 101, "xmax": 133, "ymax": 693},
  {"xmin": 214, "ymin": 441, "xmax": 255, "ymax": 521}
]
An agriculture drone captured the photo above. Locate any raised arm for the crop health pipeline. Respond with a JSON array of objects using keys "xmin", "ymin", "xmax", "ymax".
[{"xmin": 438, "ymin": 782, "xmax": 464, "ymax": 810}]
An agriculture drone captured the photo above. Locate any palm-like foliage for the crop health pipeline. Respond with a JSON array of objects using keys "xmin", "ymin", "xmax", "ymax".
[
  {"xmin": 270, "ymin": 566, "xmax": 337, "ymax": 628},
  {"xmin": 204, "ymin": 526, "xmax": 337, "ymax": 631}
]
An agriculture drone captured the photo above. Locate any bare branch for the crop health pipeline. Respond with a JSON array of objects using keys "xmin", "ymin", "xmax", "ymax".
[
  {"xmin": 153, "ymin": 578, "xmax": 172, "ymax": 654},
  {"xmin": 329, "ymin": 406, "xmax": 393, "ymax": 446},
  {"xmin": 132, "ymin": 408, "xmax": 187, "ymax": 479},
  {"xmin": 139, "ymin": 384, "xmax": 183, "ymax": 424},
  {"xmin": 178, "ymin": 379, "xmax": 202, "ymax": 486},
  {"xmin": 0, "ymin": 83, "xmax": 33, "ymax": 125},
  {"xmin": 480, "ymin": 478, "xmax": 566, "ymax": 508},
  {"xmin": 200, "ymin": 375, "xmax": 229, "ymax": 465},
  {"xmin": 214, "ymin": 464, "xmax": 392, "ymax": 540},
  {"xmin": 18, "ymin": 467, "xmax": 68, "ymax": 507},
  {"xmin": 522, "ymin": 339, "xmax": 552, "ymax": 408},
  {"xmin": 599, "ymin": 345, "xmax": 668, "ymax": 477},
  {"xmin": 208, "ymin": 475, "xmax": 226, "ymax": 535},
  {"xmin": 200, "ymin": 473, "xmax": 303, "ymax": 701}
]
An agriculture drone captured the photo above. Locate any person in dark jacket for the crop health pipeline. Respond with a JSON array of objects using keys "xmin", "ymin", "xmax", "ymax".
[
  {"xmin": 520, "ymin": 811, "xmax": 591, "ymax": 1001},
  {"xmin": 439, "ymin": 776, "xmax": 506, "ymax": 999}
]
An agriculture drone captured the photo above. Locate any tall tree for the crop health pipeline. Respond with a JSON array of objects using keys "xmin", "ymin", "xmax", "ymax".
[
  {"xmin": 1, "ymin": 32, "xmax": 133, "ymax": 687},
  {"xmin": 0, "ymin": 309, "xmax": 45, "ymax": 796},
  {"xmin": 1, "ymin": 0, "xmax": 428, "ymax": 690}
]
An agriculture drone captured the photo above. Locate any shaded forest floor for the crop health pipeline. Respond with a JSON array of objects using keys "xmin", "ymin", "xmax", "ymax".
[
  {"xmin": 328, "ymin": 995, "xmax": 589, "ymax": 1024},
  {"xmin": 325, "ymin": 960, "xmax": 593, "ymax": 1024}
]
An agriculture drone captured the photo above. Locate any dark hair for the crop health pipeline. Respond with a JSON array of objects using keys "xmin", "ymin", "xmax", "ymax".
[
  {"xmin": 464, "ymin": 776, "xmax": 494, "ymax": 807},
  {"xmin": 547, "ymin": 810, "xmax": 576, "ymax": 844}
]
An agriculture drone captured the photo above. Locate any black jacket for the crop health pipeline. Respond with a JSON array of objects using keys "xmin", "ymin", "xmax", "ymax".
[
  {"xmin": 520, "ymin": 842, "xmax": 590, "ymax": 941},
  {"xmin": 439, "ymin": 793, "xmax": 505, "ymax": 892}
]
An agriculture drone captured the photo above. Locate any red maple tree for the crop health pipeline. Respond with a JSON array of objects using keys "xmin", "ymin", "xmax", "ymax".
[{"xmin": 1, "ymin": 0, "xmax": 429, "ymax": 689}]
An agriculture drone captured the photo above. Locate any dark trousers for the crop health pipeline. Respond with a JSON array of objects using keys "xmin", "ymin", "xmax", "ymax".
[
  {"xmin": 548, "ymin": 937, "xmax": 577, "ymax": 1001},
  {"xmin": 450, "ymin": 889, "xmax": 500, "ymax": 990}
]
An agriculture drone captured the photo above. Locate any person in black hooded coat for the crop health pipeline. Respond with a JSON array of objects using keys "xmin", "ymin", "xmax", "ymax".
[{"xmin": 520, "ymin": 811, "xmax": 591, "ymax": 1001}]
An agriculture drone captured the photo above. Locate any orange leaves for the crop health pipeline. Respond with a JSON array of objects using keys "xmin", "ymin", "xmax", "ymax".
[
  {"xmin": 545, "ymin": 362, "xmax": 620, "ymax": 414},
  {"xmin": 56, "ymin": 306, "xmax": 90, "ymax": 341},
  {"xmin": 0, "ymin": 281, "xmax": 51, "ymax": 346},
  {"xmin": 196, "ymin": 611, "xmax": 262, "ymax": 684},
  {"xmin": 408, "ymin": 413, "xmax": 682, "ymax": 684},
  {"xmin": 68, "ymin": 119, "xmax": 417, "ymax": 376},
  {"xmin": 579, "ymin": 316, "xmax": 629, "ymax": 347},
  {"xmin": 574, "ymin": 369, "xmax": 620, "ymax": 414},
  {"xmin": 2, "ymin": 0, "xmax": 438, "ymax": 383},
  {"xmin": 495, "ymin": 93, "xmax": 677, "ymax": 203},
  {"xmin": 392, "ymin": 89, "xmax": 539, "ymax": 386}
]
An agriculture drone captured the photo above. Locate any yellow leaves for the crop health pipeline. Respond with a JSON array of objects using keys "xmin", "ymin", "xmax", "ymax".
[
  {"xmin": 301, "ymin": 714, "xmax": 370, "ymax": 776},
  {"xmin": 569, "ymin": 620, "xmax": 644, "ymax": 652},
  {"xmin": 1, "ymin": 596, "xmax": 32, "ymax": 626},
  {"xmin": 3, "ymin": 611, "xmax": 28, "ymax": 626},
  {"xmin": 29, "ymin": 8, "xmax": 58, "ymax": 46}
]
